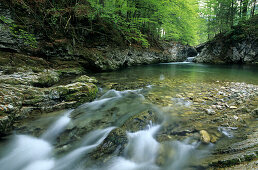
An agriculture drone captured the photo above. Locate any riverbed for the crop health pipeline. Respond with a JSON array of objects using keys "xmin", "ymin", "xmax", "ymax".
[{"xmin": 0, "ymin": 62, "xmax": 257, "ymax": 170}]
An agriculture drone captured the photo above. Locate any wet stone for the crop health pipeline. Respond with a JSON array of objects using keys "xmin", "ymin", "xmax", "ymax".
[{"xmin": 200, "ymin": 130, "xmax": 211, "ymax": 144}]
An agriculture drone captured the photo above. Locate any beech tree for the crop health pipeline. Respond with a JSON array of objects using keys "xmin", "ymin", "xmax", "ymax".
[
  {"xmin": 199, "ymin": 0, "xmax": 257, "ymax": 42},
  {"xmin": 87, "ymin": 0, "xmax": 201, "ymax": 46}
]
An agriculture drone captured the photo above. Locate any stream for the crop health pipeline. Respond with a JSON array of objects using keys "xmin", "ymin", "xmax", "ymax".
[{"xmin": 0, "ymin": 62, "xmax": 257, "ymax": 170}]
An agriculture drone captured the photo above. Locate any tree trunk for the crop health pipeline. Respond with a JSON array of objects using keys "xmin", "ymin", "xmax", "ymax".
[
  {"xmin": 230, "ymin": 0, "xmax": 234, "ymax": 27},
  {"xmin": 251, "ymin": 0, "xmax": 256, "ymax": 16},
  {"xmin": 242, "ymin": 0, "xmax": 249, "ymax": 19},
  {"xmin": 99, "ymin": 0, "xmax": 104, "ymax": 7},
  {"xmin": 126, "ymin": 0, "xmax": 131, "ymax": 20},
  {"xmin": 239, "ymin": 0, "xmax": 243, "ymax": 17}
]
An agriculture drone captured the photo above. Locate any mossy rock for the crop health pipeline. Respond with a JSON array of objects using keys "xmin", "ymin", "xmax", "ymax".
[
  {"xmin": 32, "ymin": 70, "xmax": 60, "ymax": 87},
  {"xmin": 73, "ymin": 75, "xmax": 98, "ymax": 84},
  {"xmin": 53, "ymin": 82, "xmax": 98, "ymax": 106},
  {"xmin": 251, "ymin": 108, "xmax": 258, "ymax": 118},
  {"xmin": 57, "ymin": 67, "xmax": 85, "ymax": 77},
  {"xmin": 22, "ymin": 95, "xmax": 46, "ymax": 105},
  {"xmin": 0, "ymin": 115, "xmax": 14, "ymax": 136}
]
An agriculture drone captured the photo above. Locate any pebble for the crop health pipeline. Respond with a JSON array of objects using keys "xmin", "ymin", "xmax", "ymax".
[
  {"xmin": 205, "ymin": 108, "xmax": 215, "ymax": 115},
  {"xmin": 230, "ymin": 106, "xmax": 238, "ymax": 109},
  {"xmin": 233, "ymin": 115, "xmax": 239, "ymax": 120}
]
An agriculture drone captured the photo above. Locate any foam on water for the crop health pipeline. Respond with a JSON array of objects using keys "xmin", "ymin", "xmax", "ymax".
[
  {"xmin": 41, "ymin": 110, "xmax": 73, "ymax": 142},
  {"xmin": 0, "ymin": 89, "xmax": 213, "ymax": 170},
  {"xmin": 0, "ymin": 135, "xmax": 53, "ymax": 170}
]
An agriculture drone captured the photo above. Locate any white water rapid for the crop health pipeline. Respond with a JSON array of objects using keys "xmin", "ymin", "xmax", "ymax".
[
  {"xmin": 106, "ymin": 125, "xmax": 160, "ymax": 170},
  {"xmin": 0, "ymin": 111, "xmax": 115, "ymax": 170},
  {"xmin": 0, "ymin": 89, "xmax": 212, "ymax": 170}
]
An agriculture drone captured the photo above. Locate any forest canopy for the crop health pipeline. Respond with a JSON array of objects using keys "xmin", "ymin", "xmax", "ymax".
[{"xmin": 2, "ymin": 0, "xmax": 257, "ymax": 47}]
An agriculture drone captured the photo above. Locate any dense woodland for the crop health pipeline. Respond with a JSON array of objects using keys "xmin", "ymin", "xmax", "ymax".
[{"xmin": 1, "ymin": 0, "xmax": 257, "ymax": 48}]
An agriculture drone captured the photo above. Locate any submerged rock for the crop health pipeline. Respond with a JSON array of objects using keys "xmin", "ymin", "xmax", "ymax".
[
  {"xmin": 200, "ymin": 130, "xmax": 211, "ymax": 144},
  {"xmin": 229, "ymin": 106, "xmax": 238, "ymax": 109}
]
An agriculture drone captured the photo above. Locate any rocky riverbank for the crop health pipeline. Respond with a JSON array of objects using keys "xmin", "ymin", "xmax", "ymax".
[{"xmin": 0, "ymin": 51, "xmax": 100, "ymax": 136}]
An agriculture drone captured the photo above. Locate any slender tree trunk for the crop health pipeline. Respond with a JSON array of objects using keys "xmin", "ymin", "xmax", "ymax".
[
  {"xmin": 207, "ymin": 3, "xmax": 212, "ymax": 40},
  {"xmin": 242, "ymin": 0, "xmax": 249, "ymax": 19},
  {"xmin": 99, "ymin": 0, "xmax": 104, "ymax": 7},
  {"xmin": 126, "ymin": 0, "xmax": 131, "ymax": 21},
  {"xmin": 251, "ymin": 0, "xmax": 256, "ymax": 16},
  {"xmin": 239, "ymin": 0, "xmax": 243, "ymax": 17},
  {"xmin": 230, "ymin": 0, "xmax": 234, "ymax": 27},
  {"xmin": 115, "ymin": 0, "xmax": 122, "ymax": 16}
]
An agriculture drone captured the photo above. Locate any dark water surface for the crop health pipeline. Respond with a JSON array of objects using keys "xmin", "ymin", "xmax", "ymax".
[{"xmin": 93, "ymin": 63, "xmax": 258, "ymax": 85}]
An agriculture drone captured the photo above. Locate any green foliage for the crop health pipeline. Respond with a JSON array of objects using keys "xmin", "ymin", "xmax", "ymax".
[
  {"xmin": 4, "ymin": 0, "xmax": 208, "ymax": 47},
  {"xmin": 199, "ymin": 0, "xmax": 257, "ymax": 42},
  {"xmin": 4, "ymin": 0, "xmax": 257, "ymax": 47},
  {"xmin": 86, "ymin": 0, "xmax": 201, "ymax": 46},
  {"xmin": 0, "ymin": 16, "xmax": 37, "ymax": 48}
]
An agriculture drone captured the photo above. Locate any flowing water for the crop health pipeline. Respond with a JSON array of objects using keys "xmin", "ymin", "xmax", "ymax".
[{"xmin": 0, "ymin": 63, "xmax": 257, "ymax": 170}]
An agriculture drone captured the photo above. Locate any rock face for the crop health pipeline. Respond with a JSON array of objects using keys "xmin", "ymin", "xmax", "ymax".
[
  {"xmin": 73, "ymin": 44, "xmax": 197, "ymax": 71},
  {"xmin": 195, "ymin": 38, "xmax": 258, "ymax": 64},
  {"xmin": 0, "ymin": 2, "xmax": 22, "ymax": 52},
  {"xmin": 195, "ymin": 16, "xmax": 258, "ymax": 64}
]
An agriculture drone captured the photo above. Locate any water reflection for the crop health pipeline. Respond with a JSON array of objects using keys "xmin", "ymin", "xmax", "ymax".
[{"xmin": 93, "ymin": 63, "xmax": 258, "ymax": 85}]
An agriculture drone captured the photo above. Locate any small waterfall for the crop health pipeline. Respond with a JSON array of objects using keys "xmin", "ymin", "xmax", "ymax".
[
  {"xmin": 125, "ymin": 125, "xmax": 160, "ymax": 163},
  {"xmin": 0, "ymin": 88, "xmax": 213, "ymax": 170},
  {"xmin": 184, "ymin": 57, "xmax": 195, "ymax": 62},
  {"xmin": 54, "ymin": 127, "xmax": 115, "ymax": 170},
  {"xmin": 103, "ymin": 125, "xmax": 212, "ymax": 170},
  {"xmin": 165, "ymin": 140, "xmax": 201, "ymax": 170},
  {"xmin": 107, "ymin": 125, "xmax": 160, "ymax": 170},
  {"xmin": 41, "ymin": 110, "xmax": 73, "ymax": 142},
  {"xmin": 0, "ymin": 109, "xmax": 114, "ymax": 170}
]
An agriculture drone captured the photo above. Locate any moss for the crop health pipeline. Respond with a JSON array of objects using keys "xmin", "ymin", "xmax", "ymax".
[
  {"xmin": 22, "ymin": 95, "xmax": 45, "ymax": 105},
  {"xmin": 73, "ymin": 75, "xmax": 98, "ymax": 83},
  {"xmin": 0, "ymin": 78, "xmax": 21, "ymax": 85},
  {"xmin": 54, "ymin": 82, "xmax": 98, "ymax": 106},
  {"xmin": 243, "ymin": 153, "xmax": 257, "ymax": 161},
  {"xmin": 0, "ymin": 115, "xmax": 14, "ymax": 136},
  {"xmin": 210, "ymin": 158, "xmax": 240, "ymax": 167},
  {"xmin": 33, "ymin": 71, "xmax": 60, "ymax": 87},
  {"xmin": 57, "ymin": 67, "xmax": 84, "ymax": 76},
  {"xmin": 0, "ymin": 52, "xmax": 10, "ymax": 65}
]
